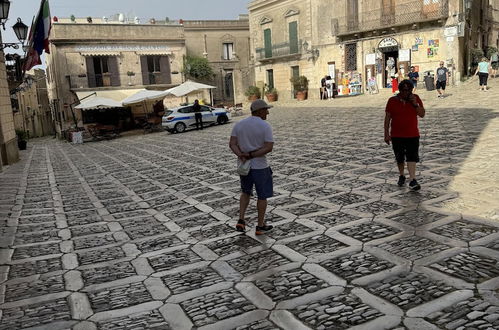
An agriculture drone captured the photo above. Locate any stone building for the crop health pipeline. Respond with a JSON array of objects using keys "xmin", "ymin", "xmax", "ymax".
[
  {"xmin": 183, "ymin": 16, "xmax": 253, "ymax": 106},
  {"xmin": 46, "ymin": 15, "xmax": 251, "ymax": 137},
  {"xmin": 248, "ymin": 0, "xmax": 499, "ymax": 100},
  {"xmin": 0, "ymin": 34, "xmax": 19, "ymax": 170},
  {"xmin": 12, "ymin": 69, "xmax": 54, "ymax": 138}
]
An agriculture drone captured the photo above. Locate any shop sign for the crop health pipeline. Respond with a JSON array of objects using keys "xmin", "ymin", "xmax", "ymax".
[
  {"xmin": 365, "ymin": 53, "xmax": 376, "ymax": 65},
  {"xmin": 444, "ymin": 26, "xmax": 458, "ymax": 37},
  {"xmin": 378, "ymin": 37, "xmax": 398, "ymax": 50},
  {"xmin": 399, "ymin": 49, "xmax": 411, "ymax": 61}
]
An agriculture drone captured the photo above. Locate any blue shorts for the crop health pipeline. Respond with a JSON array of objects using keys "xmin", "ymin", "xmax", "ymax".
[{"xmin": 240, "ymin": 167, "xmax": 273, "ymax": 200}]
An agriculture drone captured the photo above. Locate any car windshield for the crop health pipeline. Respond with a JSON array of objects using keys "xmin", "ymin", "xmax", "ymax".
[{"xmin": 164, "ymin": 110, "xmax": 173, "ymax": 116}]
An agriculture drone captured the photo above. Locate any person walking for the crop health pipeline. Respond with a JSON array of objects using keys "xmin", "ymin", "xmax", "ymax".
[
  {"xmin": 230, "ymin": 99, "xmax": 274, "ymax": 235},
  {"xmin": 434, "ymin": 61, "xmax": 449, "ymax": 98},
  {"xmin": 384, "ymin": 79, "xmax": 426, "ymax": 191},
  {"xmin": 490, "ymin": 50, "xmax": 498, "ymax": 78},
  {"xmin": 408, "ymin": 66, "xmax": 419, "ymax": 91},
  {"xmin": 475, "ymin": 57, "xmax": 490, "ymax": 91},
  {"xmin": 320, "ymin": 75, "xmax": 328, "ymax": 100},
  {"xmin": 193, "ymin": 99, "xmax": 203, "ymax": 130}
]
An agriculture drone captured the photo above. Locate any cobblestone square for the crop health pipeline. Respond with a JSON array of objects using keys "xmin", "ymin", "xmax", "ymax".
[{"xmin": 1, "ymin": 83, "xmax": 499, "ymax": 329}]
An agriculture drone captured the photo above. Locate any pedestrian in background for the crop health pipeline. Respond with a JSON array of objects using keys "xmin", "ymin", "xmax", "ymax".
[
  {"xmin": 230, "ymin": 99, "xmax": 274, "ymax": 235},
  {"xmin": 193, "ymin": 99, "xmax": 203, "ymax": 130},
  {"xmin": 475, "ymin": 57, "xmax": 490, "ymax": 91},
  {"xmin": 435, "ymin": 61, "xmax": 449, "ymax": 98},
  {"xmin": 320, "ymin": 75, "xmax": 328, "ymax": 100},
  {"xmin": 490, "ymin": 50, "xmax": 498, "ymax": 78},
  {"xmin": 384, "ymin": 79, "xmax": 426, "ymax": 191},
  {"xmin": 408, "ymin": 66, "xmax": 419, "ymax": 91}
]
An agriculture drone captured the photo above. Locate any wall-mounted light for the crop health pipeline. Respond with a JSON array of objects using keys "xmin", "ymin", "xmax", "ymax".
[
  {"xmin": 0, "ymin": 0, "xmax": 11, "ymax": 30},
  {"xmin": 1, "ymin": 17, "xmax": 29, "ymax": 50}
]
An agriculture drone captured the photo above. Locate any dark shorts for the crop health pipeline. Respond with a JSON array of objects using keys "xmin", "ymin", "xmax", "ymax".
[
  {"xmin": 436, "ymin": 80, "xmax": 446, "ymax": 90},
  {"xmin": 478, "ymin": 72, "xmax": 489, "ymax": 86},
  {"xmin": 240, "ymin": 167, "xmax": 273, "ymax": 200},
  {"xmin": 391, "ymin": 137, "xmax": 420, "ymax": 163},
  {"xmin": 411, "ymin": 80, "xmax": 418, "ymax": 88}
]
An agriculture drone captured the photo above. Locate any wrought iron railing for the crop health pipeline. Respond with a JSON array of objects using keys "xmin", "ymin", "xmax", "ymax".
[
  {"xmin": 334, "ymin": 0, "xmax": 448, "ymax": 35},
  {"xmin": 255, "ymin": 40, "xmax": 302, "ymax": 61}
]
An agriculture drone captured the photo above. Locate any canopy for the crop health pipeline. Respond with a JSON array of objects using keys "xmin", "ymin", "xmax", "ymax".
[
  {"xmin": 121, "ymin": 89, "xmax": 171, "ymax": 106},
  {"xmin": 165, "ymin": 80, "xmax": 216, "ymax": 97},
  {"xmin": 75, "ymin": 96, "xmax": 122, "ymax": 110}
]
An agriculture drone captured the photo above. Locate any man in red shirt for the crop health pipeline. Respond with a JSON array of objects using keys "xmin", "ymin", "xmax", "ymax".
[{"xmin": 384, "ymin": 79, "xmax": 426, "ymax": 190}]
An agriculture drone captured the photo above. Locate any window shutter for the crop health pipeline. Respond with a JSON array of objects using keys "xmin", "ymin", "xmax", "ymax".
[
  {"xmin": 108, "ymin": 57, "xmax": 121, "ymax": 86},
  {"xmin": 264, "ymin": 29, "xmax": 272, "ymax": 58},
  {"xmin": 140, "ymin": 56, "xmax": 149, "ymax": 85},
  {"xmin": 289, "ymin": 22, "xmax": 298, "ymax": 54},
  {"xmin": 159, "ymin": 56, "xmax": 171, "ymax": 84},
  {"xmin": 86, "ymin": 57, "xmax": 96, "ymax": 88}
]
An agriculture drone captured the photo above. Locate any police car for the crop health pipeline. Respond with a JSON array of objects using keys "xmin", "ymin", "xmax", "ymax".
[{"xmin": 162, "ymin": 104, "xmax": 231, "ymax": 133}]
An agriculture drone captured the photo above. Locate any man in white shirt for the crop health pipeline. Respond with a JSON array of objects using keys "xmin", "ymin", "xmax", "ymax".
[{"xmin": 229, "ymin": 99, "xmax": 274, "ymax": 235}]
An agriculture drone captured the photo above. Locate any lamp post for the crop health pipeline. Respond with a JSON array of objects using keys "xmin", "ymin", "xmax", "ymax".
[
  {"xmin": 0, "ymin": 17, "xmax": 28, "ymax": 50},
  {"xmin": 0, "ymin": 0, "xmax": 11, "ymax": 30}
]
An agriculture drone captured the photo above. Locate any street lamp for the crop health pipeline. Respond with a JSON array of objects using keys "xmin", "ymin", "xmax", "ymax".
[
  {"xmin": 0, "ymin": 17, "xmax": 28, "ymax": 50},
  {"xmin": 0, "ymin": 0, "xmax": 11, "ymax": 30}
]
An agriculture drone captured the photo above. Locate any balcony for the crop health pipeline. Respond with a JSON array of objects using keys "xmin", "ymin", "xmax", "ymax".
[
  {"xmin": 255, "ymin": 40, "xmax": 302, "ymax": 62},
  {"xmin": 334, "ymin": 0, "xmax": 448, "ymax": 37}
]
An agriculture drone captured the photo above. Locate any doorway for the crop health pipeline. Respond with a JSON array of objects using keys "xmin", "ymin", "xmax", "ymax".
[{"xmin": 382, "ymin": 50, "xmax": 398, "ymax": 88}]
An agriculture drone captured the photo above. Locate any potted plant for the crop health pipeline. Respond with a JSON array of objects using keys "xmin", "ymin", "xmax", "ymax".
[
  {"xmin": 290, "ymin": 75, "xmax": 309, "ymax": 100},
  {"xmin": 16, "ymin": 129, "xmax": 28, "ymax": 150},
  {"xmin": 244, "ymin": 85, "xmax": 261, "ymax": 101},
  {"xmin": 264, "ymin": 85, "xmax": 278, "ymax": 102},
  {"xmin": 127, "ymin": 71, "xmax": 135, "ymax": 85}
]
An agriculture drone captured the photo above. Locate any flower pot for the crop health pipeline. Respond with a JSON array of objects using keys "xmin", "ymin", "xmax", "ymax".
[
  {"xmin": 265, "ymin": 93, "xmax": 278, "ymax": 102},
  {"xmin": 18, "ymin": 140, "xmax": 27, "ymax": 150},
  {"xmin": 247, "ymin": 95, "xmax": 259, "ymax": 102},
  {"xmin": 296, "ymin": 91, "xmax": 307, "ymax": 101}
]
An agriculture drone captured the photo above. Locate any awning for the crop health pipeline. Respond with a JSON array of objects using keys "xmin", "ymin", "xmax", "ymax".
[
  {"xmin": 165, "ymin": 80, "xmax": 216, "ymax": 97},
  {"xmin": 80, "ymin": 52, "xmax": 121, "ymax": 57},
  {"xmin": 136, "ymin": 51, "xmax": 172, "ymax": 56},
  {"xmin": 75, "ymin": 89, "xmax": 142, "ymax": 103},
  {"xmin": 121, "ymin": 89, "xmax": 171, "ymax": 106},
  {"xmin": 75, "ymin": 96, "xmax": 122, "ymax": 110}
]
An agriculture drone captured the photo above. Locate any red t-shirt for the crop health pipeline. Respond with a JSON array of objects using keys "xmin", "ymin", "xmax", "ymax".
[{"xmin": 385, "ymin": 95, "xmax": 423, "ymax": 137}]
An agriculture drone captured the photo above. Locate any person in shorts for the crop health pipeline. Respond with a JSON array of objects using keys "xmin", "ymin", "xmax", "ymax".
[
  {"xmin": 230, "ymin": 99, "xmax": 274, "ymax": 235},
  {"xmin": 475, "ymin": 57, "xmax": 490, "ymax": 91},
  {"xmin": 408, "ymin": 66, "xmax": 419, "ymax": 90},
  {"xmin": 384, "ymin": 80, "xmax": 426, "ymax": 191},
  {"xmin": 434, "ymin": 61, "xmax": 449, "ymax": 98},
  {"xmin": 490, "ymin": 51, "xmax": 498, "ymax": 78}
]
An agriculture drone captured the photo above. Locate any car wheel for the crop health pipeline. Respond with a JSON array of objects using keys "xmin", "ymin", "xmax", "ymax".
[
  {"xmin": 217, "ymin": 115, "xmax": 228, "ymax": 125},
  {"xmin": 174, "ymin": 122, "xmax": 187, "ymax": 133}
]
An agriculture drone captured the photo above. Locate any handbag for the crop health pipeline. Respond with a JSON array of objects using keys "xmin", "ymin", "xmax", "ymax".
[{"xmin": 237, "ymin": 160, "xmax": 251, "ymax": 176}]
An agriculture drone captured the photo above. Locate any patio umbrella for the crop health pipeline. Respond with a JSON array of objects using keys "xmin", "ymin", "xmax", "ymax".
[
  {"xmin": 165, "ymin": 80, "xmax": 216, "ymax": 97},
  {"xmin": 75, "ymin": 96, "xmax": 122, "ymax": 110},
  {"xmin": 121, "ymin": 89, "xmax": 171, "ymax": 106}
]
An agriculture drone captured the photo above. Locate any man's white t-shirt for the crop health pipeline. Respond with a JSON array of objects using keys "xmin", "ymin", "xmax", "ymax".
[{"xmin": 231, "ymin": 116, "xmax": 273, "ymax": 169}]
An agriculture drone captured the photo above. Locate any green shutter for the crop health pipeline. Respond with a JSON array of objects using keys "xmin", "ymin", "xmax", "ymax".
[
  {"xmin": 289, "ymin": 21, "xmax": 298, "ymax": 54},
  {"xmin": 267, "ymin": 70, "xmax": 274, "ymax": 89},
  {"xmin": 292, "ymin": 66, "xmax": 299, "ymax": 78},
  {"xmin": 264, "ymin": 29, "xmax": 272, "ymax": 58}
]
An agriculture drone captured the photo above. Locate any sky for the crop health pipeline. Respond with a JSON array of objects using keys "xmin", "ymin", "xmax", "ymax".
[{"xmin": 2, "ymin": 0, "xmax": 250, "ymax": 51}]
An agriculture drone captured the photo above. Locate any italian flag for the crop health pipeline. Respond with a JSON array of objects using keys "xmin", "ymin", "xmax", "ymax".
[{"xmin": 24, "ymin": 0, "xmax": 51, "ymax": 71}]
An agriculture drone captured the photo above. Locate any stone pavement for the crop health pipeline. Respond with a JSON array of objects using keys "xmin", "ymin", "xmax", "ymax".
[{"xmin": 1, "ymin": 77, "xmax": 499, "ymax": 330}]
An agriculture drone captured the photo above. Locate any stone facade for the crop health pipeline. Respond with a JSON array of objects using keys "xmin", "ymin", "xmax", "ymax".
[
  {"xmin": 184, "ymin": 17, "xmax": 252, "ymax": 106},
  {"xmin": 0, "ymin": 34, "xmax": 19, "ymax": 169},
  {"xmin": 13, "ymin": 69, "xmax": 54, "ymax": 138},
  {"xmin": 249, "ymin": 0, "xmax": 499, "ymax": 101}
]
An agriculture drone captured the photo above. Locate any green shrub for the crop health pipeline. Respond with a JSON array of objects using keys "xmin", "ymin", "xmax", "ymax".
[
  {"xmin": 244, "ymin": 86, "xmax": 261, "ymax": 98},
  {"xmin": 290, "ymin": 75, "xmax": 309, "ymax": 92},
  {"xmin": 15, "ymin": 129, "xmax": 28, "ymax": 141}
]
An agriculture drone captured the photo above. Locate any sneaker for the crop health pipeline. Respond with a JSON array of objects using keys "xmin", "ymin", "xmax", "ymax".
[
  {"xmin": 235, "ymin": 219, "xmax": 246, "ymax": 232},
  {"xmin": 397, "ymin": 175, "xmax": 406, "ymax": 187},
  {"xmin": 409, "ymin": 179, "xmax": 421, "ymax": 191},
  {"xmin": 255, "ymin": 224, "xmax": 273, "ymax": 235}
]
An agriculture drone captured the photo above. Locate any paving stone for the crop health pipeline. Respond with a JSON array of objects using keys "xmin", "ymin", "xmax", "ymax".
[
  {"xmin": 228, "ymin": 249, "xmax": 291, "ymax": 276},
  {"xmin": 180, "ymin": 288, "xmax": 257, "ymax": 327},
  {"xmin": 77, "ymin": 247, "xmax": 126, "ymax": 266},
  {"xmin": 350, "ymin": 200, "xmax": 402, "ymax": 216},
  {"xmin": 70, "ymin": 224, "xmax": 110, "ymax": 237},
  {"xmin": 430, "ymin": 220, "xmax": 498, "ymax": 242},
  {"xmin": 97, "ymin": 309, "xmax": 171, "ymax": 329},
  {"xmin": 308, "ymin": 211, "xmax": 363, "ymax": 228},
  {"xmin": 339, "ymin": 222, "xmax": 400, "ymax": 242},
  {"xmin": 4, "ymin": 275, "xmax": 66, "ymax": 302},
  {"xmin": 255, "ymin": 268, "xmax": 329, "ymax": 302},
  {"xmin": 205, "ymin": 235, "xmax": 262, "ymax": 257},
  {"xmin": 12, "ymin": 242, "xmax": 61, "ymax": 260},
  {"xmin": 290, "ymin": 291, "xmax": 384, "ymax": 329},
  {"xmin": 134, "ymin": 235, "xmax": 184, "ymax": 254},
  {"xmin": 0, "ymin": 298, "xmax": 72, "ymax": 329},
  {"xmin": 81, "ymin": 261, "xmax": 138, "ymax": 286},
  {"xmin": 173, "ymin": 213, "xmax": 220, "ymax": 228},
  {"xmin": 286, "ymin": 234, "xmax": 348, "ymax": 256},
  {"xmin": 364, "ymin": 272, "xmax": 455, "ymax": 310},
  {"xmin": 429, "ymin": 252, "xmax": 499, "ymax": 283},
  {"xmin": 387, "ymin": 209, "xmax": 447, "ymax": 227},
  {"xmin": 18, "ymin": 215, "xmax": 57, "ymax": 225},
  {"xmin": 235, "ymin": 319, "xmax": 280, "ymax": 330},
  {"xmin": 148, "ymin": 248, "xmax": 203, "ymax": 272},
  {"xmin": 323, "ymin": 193, "xmax": 372, "ymax": 206},
  {"xmin": 264, "ymin": 222, "xmax": 314, "ymax": 241},
  {"xmin": 320, "ymin": 251, "xmax": 396, "ymax": 281},
  {"xmin": 13, "ymin": 229, "xmax": 60, "ymax": 245},
  {"xmin": 73, "ymin": 233, "xmax": 118, "ymax": 250},
  {"xmin": 281, "ymin": 203, "xmax": 329, "ymax": 216},
  {"xmin": 88, "ymin": 282, "xmax": 153, "ymax": 312},
  {"xmin": 189, "ymin": 224, "xmax": 235, "ymax": 241},
  {"xmin": 378, "ymin": 236, "xmax": 451, "ymax": 260},
  {"xmin": 9, "ymin": 257, "xmax": 63, "ymax": 278},
  {"xmin": 161, "ymin": 266, "xmax": 225, "ymax": 294}
]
